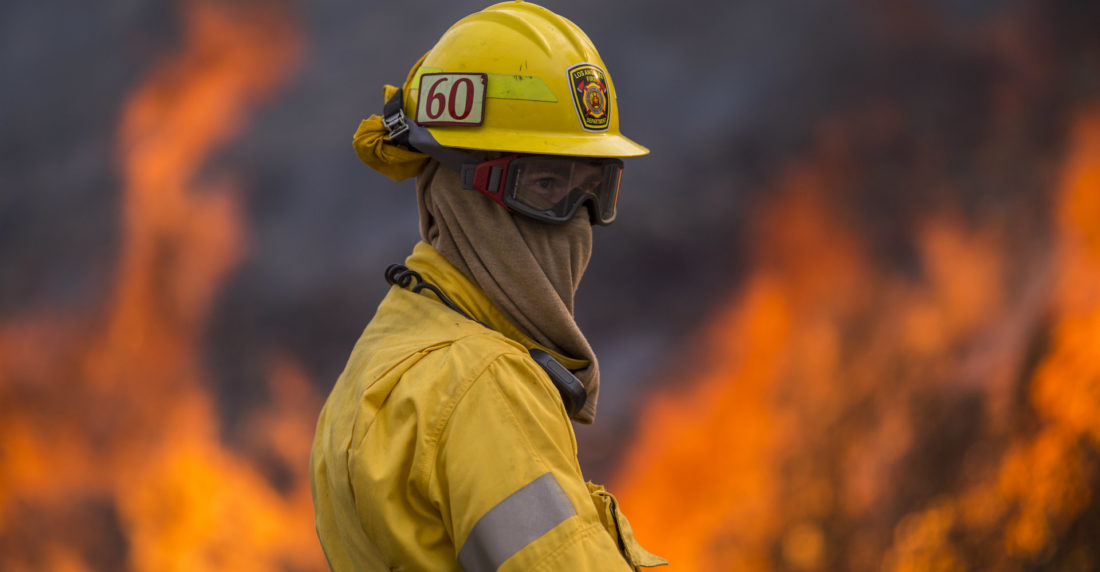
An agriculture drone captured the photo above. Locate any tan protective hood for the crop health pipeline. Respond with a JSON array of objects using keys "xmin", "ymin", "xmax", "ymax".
[{"xmin": 416, "ymin": 161, "xmax": 602, "ymax": 423}]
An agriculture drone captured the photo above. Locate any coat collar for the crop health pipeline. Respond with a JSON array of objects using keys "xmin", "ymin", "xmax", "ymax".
[{"xmin": 405, "ymin": 241, "xmax": 589, "ymax": 371}]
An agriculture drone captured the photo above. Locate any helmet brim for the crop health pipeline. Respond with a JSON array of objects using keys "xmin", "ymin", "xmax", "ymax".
[{"xmin": 428, "ymin": 126, "xmax": 650, "ymax": 158}]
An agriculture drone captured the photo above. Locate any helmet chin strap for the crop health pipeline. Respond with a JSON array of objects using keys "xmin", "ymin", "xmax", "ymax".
[{"xmin": 383, "ymin": 89, "xmax": 482, "ymax": 190}]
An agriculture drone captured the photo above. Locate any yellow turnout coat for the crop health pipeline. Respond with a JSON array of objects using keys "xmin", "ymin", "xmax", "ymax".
[{"xmin": 310, "ymin": 242, "xmax": 665, "ymax": 571}]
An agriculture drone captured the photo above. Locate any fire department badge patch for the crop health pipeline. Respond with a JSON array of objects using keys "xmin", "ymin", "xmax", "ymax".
[{"xmin": 568, "ymin": 63, "xmax": 610, "ymax": 131}]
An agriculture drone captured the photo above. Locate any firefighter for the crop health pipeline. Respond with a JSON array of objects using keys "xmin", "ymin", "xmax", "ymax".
[{"xmin": 309, "ymin": 2, "xmax": 665, "ymax": 570}]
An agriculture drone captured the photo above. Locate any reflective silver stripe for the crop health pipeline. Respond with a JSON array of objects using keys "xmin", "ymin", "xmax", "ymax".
[{"xmin": 457, "ymin": 472, "xmax": 576, "ymax": 572}]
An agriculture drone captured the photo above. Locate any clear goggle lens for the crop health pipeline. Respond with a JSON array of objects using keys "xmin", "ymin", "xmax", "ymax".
[
  {"xmin": 467, "ymin": 155, "xmax": 623, "ymax": 225},
  {"xmin": 506, "ymin": 156, "xmax": 622, "ymax": 225}
]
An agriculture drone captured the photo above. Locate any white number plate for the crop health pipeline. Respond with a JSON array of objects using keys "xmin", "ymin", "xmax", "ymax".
[{"xmin": 416, "ymin": 73, "xmax": 487, "ymax": 126}]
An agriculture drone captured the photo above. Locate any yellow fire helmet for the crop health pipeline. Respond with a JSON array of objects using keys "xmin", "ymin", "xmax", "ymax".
[{"xmin": 398, "ymin": 1, "xmax": 648, "ymax": 158}]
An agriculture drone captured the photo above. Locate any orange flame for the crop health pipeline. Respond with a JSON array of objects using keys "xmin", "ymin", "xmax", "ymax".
[
  {"xmin": 613, "ymin": 111, "xmax": 1100, "ymax": 570},
  {"xmin": 0, "ymin": 1, "xmax": 326, "ymax": 570},
  {"xmin": 884, "ymin": 110, "xmax": 1100, "ymax": 570}
]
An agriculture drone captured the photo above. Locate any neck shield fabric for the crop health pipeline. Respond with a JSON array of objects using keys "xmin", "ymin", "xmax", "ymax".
[{"xmin": 416, "ymin": 160, "xmax": 601, "ymax": 423}]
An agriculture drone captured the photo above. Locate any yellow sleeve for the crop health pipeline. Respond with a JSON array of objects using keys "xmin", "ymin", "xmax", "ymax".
[{"xmin": 426, "ymin": 350, "xmax": 632, "ymax": 572}]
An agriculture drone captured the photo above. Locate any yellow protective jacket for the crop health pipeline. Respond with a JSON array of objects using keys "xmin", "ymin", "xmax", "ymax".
[{"xmin": 310, "ymin": 242, "xmax": 665, "ymax": 571}]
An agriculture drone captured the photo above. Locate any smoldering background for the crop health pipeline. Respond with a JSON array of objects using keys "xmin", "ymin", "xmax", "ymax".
[{"xmin": 2, "ymin": 0, "xmax": 1099, "ymax": 570}]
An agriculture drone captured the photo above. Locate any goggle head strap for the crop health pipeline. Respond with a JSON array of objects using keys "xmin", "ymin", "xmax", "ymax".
[
  {"xmin": 383, "ymin": 89, "xmax": 481, "ymax": 179},
  {"xmin": 464, "ymin": 155, "xmax": 519, "ymax": 212},
  {"xmin": 383, "ymin": 90, "xmax": 517, "ymax": 211}
]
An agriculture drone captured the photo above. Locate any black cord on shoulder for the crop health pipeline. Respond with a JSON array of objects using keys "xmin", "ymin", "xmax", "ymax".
[
  {"xmin": 385, "ymin": 263, "xmax": 588, "ymax": 420},
  {"xmin": 385, "ymin": 264, "xmax": 475, "ymax": 321}
]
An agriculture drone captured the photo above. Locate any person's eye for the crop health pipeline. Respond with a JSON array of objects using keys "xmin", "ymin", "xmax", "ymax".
[
  {"xmin": 524, "ymin": 171, "xmax": 565, "ymax": 190},
  {"xmin": 534, "ymin": 177, "xmax": 559, "ymax": 190}
]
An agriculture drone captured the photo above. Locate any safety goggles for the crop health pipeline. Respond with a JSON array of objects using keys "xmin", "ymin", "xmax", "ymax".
[{"xmin": 462, "ymin": 155, "xmax": 624, "ymax": 225}]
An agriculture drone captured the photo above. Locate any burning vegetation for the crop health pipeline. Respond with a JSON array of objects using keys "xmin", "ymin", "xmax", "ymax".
[
  {"xmin": 613, "ymin": 118, "xmax": 1100, "ymax": 569},
  {"xmin": 0, "ymin": 1, "xmax": 325, "ymax": 570},
  {"xmin": 612, "ymin": 0, "xmax": 1100, "ymax": 564}
]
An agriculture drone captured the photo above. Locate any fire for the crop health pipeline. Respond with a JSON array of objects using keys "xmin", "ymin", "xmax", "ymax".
[
  {"xmin": 885, "ymin": 111, "xmax": 1100, "ymax": 570},
  {"xmin": 0, "ymin": 1, "xmax": 326, "ymax": 570},
  {"xmin": 613, "ymin": 111, "xmax": 1100, "ymax": 570}
]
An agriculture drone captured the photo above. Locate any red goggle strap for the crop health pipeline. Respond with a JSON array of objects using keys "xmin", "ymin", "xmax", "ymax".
[{"xmin": 460, "ymin": 155, "xmax": 518, "ymax": 212}]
